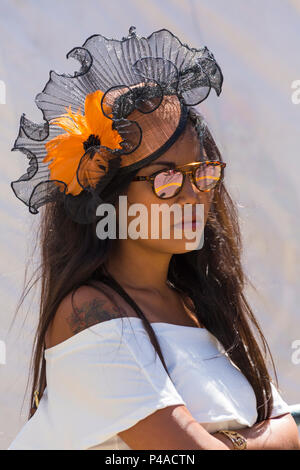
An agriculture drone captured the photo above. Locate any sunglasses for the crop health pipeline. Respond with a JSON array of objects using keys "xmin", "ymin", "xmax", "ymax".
[{"xmin": 132, "ymin": 160, "xmax": 226, "ymax": 199}]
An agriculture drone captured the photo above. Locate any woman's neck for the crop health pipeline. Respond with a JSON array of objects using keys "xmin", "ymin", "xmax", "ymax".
[{"xmin": 104, "ymin": 239, "xmax": 174, "ymax": 297}]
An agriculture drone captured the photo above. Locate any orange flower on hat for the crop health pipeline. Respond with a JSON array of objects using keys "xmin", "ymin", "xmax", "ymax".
[{"xmin": 43, "ymin": 89, "xmax": 123, "ymax": 196}]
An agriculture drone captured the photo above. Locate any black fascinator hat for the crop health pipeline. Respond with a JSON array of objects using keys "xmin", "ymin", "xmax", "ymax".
[{"xmin": 11, "ymin": 26, "xmax": 223, "ymax": 224}]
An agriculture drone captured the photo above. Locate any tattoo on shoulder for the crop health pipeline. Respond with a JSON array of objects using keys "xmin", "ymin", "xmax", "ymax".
[{"xmin": 66, "ymin": 297, "xmax": 127, "ymax": 335}]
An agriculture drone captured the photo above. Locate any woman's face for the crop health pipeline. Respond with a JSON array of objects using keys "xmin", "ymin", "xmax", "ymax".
[{"xmin": 116, "ymin": 120, "xmax": 215, "ymax": 254}]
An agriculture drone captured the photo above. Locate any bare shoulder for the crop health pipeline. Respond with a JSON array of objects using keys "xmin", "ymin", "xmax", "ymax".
[{"xmin": 45, "ymin": 281, "xmax": 135, "ymax": 349}]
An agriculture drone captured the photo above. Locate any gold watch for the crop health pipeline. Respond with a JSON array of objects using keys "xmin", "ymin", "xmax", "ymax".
[{"xmin": 218, "ymin": 430, "xmax": 247, "ymax": 450}]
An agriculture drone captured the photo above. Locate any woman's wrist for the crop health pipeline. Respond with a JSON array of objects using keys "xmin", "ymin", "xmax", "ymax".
[{"xmin": 212, "ymin": 431, "xmax": 236, "ymax": 450}]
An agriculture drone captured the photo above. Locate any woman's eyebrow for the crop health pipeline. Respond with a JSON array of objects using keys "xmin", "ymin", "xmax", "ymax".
[{"xmin": 146, "ymin": 161, "xmax": 176, "ymax": 169}]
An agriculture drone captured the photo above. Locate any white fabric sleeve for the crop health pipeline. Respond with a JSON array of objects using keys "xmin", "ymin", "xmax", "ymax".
[
  {"xmin": 44, "ymin": 318, "xmax": 187, "ymax": 449},
  {"xmin": 269, "ymin": 382, "xmax": 291, "ymax": 418}
]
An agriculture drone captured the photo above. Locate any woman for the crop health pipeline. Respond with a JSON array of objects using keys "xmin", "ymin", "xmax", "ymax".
[{"xmin": 8, "ymin": 27, "xmax": 299, "ymax": 450}]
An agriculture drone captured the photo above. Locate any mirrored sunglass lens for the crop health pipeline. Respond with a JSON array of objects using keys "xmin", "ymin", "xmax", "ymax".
[
  {"xmin": 195, "ymin": 163, "xmax": 221, "ymax": 190},
  {"xmin": 154, "ymin": 170, "xmax": 183, "ymax": 198}
]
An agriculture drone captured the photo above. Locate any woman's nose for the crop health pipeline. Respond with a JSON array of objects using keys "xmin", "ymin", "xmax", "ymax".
[
  {"xmin": 177, "ymin": 172, "xmax": 213, "ymax": 210},
  {"xmin": 178, "ymin": 172, "xmax": 201, "ymax": 202}
]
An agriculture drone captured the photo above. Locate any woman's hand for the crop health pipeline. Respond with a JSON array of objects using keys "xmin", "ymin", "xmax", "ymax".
[{"xmin": 212, "ymin": 413, "xmax": 300, "ymax": 450}]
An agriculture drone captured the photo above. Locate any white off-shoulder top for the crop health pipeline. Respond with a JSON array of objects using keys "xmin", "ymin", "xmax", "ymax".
[{"xmin": 8, "ymin": 317, "xmax": 291, "ymax": 450}]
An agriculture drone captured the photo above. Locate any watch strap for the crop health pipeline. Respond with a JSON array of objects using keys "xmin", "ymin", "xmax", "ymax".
[{"xmin": 218, "ymin": 430, "xmax": 247, "ymax": 450}]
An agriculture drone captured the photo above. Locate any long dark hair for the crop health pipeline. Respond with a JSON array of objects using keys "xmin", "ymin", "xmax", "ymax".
[{"xmin": 10, "ymin": 108, "xmax": 278, "ymax": 422}]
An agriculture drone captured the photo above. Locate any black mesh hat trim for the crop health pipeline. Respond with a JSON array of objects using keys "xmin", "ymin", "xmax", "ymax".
[
  {"xmin": 116, "ymin": 100, "xmax": 189, "ymax": 175},
  {"xmin": 10, "ymin": 26, "xmax": 223, "ymax": 224}
]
